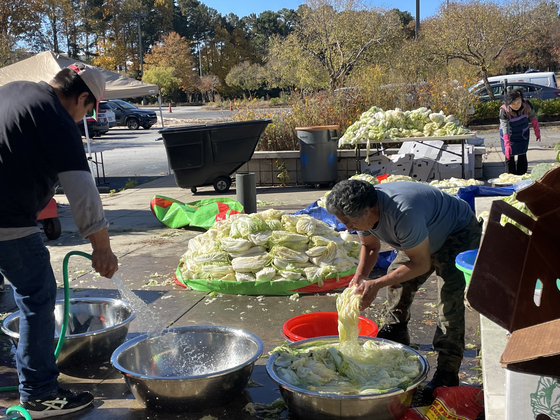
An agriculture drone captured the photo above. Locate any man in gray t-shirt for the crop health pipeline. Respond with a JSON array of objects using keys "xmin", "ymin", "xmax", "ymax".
[{"xmin": 326, "ymin": 179, "xmax": 481, "ymax": 403}]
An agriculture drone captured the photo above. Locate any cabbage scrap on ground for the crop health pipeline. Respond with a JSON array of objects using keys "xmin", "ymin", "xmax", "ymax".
[
  {"xmin": 271, "ymin": 286, "xmax": 422, "ymax": 395},
  {"xmin": 180, "ymin": 210, "xmax": 361, "ymax": 286},
  {"xmin": 339, "ymin": 106, "xmax": 471, "ymax": 148}
]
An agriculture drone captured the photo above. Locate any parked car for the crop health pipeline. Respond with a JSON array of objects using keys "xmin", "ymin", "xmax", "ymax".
[
  {"xmin": 102, "ymin": 99, "xmax": 158, "ymax": 130},
  {"xmin": 471, "ymin": 81, "xmax": 560, "ymax": 102},
  {"xmin": 76, "ymin": 116, "xmax": 110, "ymax": 137},
  {"xmin": 485, "ymin": 71, "xmax": 557, "ymax": 88},
  {"xmin": 98, "ymin": 102, "xmax": 117, "ymax": 128}
]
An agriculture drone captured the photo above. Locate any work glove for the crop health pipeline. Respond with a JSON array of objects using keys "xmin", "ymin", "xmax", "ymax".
[
  {"xmin": 531, "ymin": 119, "xmax": 541, "ymax": 141},
  {"xmin": 503, "ymin": 134, "xmax": 512, "ymax": 159}
]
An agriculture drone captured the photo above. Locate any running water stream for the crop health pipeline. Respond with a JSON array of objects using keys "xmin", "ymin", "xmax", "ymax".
[
  {"xmin": 111, "ymin": 275, "xmax": 222, "ymax": 377},
  {"xmin": 111, "ymin": 274, "xmax": 167, "ymax": 337}
]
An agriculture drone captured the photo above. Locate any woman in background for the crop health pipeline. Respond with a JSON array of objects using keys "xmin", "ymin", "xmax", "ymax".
[{"xmin": 499, "ymin": 88, "xmax": 541, "ymax": 175}]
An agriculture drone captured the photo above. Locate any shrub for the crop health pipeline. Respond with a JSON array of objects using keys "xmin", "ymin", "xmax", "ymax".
[
  {"xmin": 531, "ymin": 97, "xmax": 560, "ymax": 116},
  {"xmin": 471, "ymin": 97, "xmax": 560, "ymax": 123},
  {"xmin": 473, "ymin": 100, "xmax": 502, "ymax": 121}
]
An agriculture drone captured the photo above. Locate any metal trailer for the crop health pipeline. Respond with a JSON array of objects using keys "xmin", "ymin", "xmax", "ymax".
[{"xmin": 159, "ymin": 120, "xmax": 271, "ymax": 193}]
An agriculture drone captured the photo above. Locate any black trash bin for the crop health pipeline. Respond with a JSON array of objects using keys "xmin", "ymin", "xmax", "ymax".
[
  {"xmin": 296, "ymin": 125, "xmax": 339, "ymax": 187},
  {"xmin": 159, "ymin": 120, "xmax": 271, "ymax": 193}
]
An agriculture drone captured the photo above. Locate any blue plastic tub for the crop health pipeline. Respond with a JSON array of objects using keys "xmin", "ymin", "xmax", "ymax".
[{"xmin": 455, "ymin": 249, "xmax": 478, "ymax": 285}]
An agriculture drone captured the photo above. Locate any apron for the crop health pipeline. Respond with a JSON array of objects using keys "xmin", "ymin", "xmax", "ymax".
[{"xmin": 499, "ymin": 104, "xmax": 530, "ymax": 156}]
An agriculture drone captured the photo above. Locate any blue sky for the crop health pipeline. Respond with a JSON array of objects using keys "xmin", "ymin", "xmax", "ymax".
[{"xmin": 202, "ymin": 0, "xmax": 443, "ymax": 20}]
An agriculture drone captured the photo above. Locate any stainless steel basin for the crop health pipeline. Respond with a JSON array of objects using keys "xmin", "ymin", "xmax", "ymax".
[
  {"xmin": 267, "ymin": 336, "xmax": 430, "ymax": 420},
  {"xmin": 1, "ymin": 297, "xmax": 135, "ymax": 369},
  {"xmin": 111, "ymin": 325, "xmax": 264, "ymax": 412}
]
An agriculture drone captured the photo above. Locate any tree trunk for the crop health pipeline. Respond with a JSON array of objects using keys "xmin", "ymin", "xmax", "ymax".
[
  {"xmin": 481, "ymin": 68, "xmax": 495, "ymax": 101},
  {"xmin": 52, "ymin": 17, "xmax": 59, "ymax": 53}
]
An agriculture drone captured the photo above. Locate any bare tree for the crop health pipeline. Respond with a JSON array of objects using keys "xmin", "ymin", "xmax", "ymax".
[
  {"xmin": 422, "ymin": 0, "xmax": 557, "ymax": 99},
  {"xmin": 197, "ymin": 75, "xmax": 220, "ymax": 102},
  {"xmin": 295, "ymin": 0, "xmax": 403, "ymax": 89}
]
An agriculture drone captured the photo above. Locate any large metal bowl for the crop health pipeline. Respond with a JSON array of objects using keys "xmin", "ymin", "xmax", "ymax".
[
  {"xmin": 267, "ymin": 336, "xmax": 429, "ymax": 420},
  {"xmin": 1, "ymin": 297, "xmax": 135, "ymax": 369},
  {"xmin": 111, "ymin": 325, "xmax": 264, "ymax": 412}
]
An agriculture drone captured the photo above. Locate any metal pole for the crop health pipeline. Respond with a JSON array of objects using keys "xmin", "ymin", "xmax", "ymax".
[
  {"xmin": 415, "ymin": 0, "xmax": 420, "ymax": 39},
  {"xmin": 131, "ymin": 13, "xmax": 147, "ymax": 77},
  {"xmin": 198, "ymin": 39, "xmax": 203, "ymax": 77},
  {"xmin": 138, "ymin": 17, "xmax": 143, "ymax": 77},
  {"xmin": 236, "ymin": 173, "xmax": 257, "ymax": 214},
  {"xmin": 462, "ymin": 139, "xmax": 465, "ymax": 179}
]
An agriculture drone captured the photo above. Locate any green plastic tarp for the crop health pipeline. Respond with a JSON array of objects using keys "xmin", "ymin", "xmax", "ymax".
[
  {"xmin": 174, "ymin": 264, "xmax": 356, "ymax": 295},
  {"xmin": 151, "ymin": 195, "xmax": 244, "ymax": 229}
]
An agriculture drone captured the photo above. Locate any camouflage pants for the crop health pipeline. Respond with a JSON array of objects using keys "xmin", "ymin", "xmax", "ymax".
[{"xmin": 384, "ymin": 215, "xmax": 482, "ymax": 374}]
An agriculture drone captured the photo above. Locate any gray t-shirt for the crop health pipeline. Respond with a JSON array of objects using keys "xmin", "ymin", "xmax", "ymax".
[{"xmin": 357, "ymin": 182, "xmax": 474, "ymax": 254}]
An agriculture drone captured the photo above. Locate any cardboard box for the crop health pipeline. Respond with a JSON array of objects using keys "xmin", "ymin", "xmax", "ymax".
[
  {"xmin": 505, "ymin": 370, "xmax": 560, "ymax": 420},
  {"xmin": 466, "ymin": 166, "xmax": 560, "ymax": 378}
]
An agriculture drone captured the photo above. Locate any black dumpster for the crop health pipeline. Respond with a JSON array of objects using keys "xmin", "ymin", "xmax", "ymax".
[{"xmin": 160, "ymin": 120, "xmax": 271, "ymax": 193}]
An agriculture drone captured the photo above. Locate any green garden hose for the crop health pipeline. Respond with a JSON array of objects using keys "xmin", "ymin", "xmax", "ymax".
[
  {"xmin": 0, "ymin": 251, "xmax": 92, "ymax": 418},
  {"xmin": 5, "ymin": 406, "xmax": 32, "ymax": 420}
]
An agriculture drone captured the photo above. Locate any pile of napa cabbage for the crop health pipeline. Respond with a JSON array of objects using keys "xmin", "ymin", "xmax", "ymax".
[
  {"xmin": 180, "ymin": 209, "xmax": 361, "ymax": 284},
  {"xmin": 339, "ymin": 106, "xmax": 471, "ymax": 147}
]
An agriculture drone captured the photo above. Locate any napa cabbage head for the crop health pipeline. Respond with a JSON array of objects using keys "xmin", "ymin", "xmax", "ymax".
[
  {"xmin": 269, "ymin": 231, "xmax": 309, "ymax": 251},
  {"xmin": 256, "ymin": 209, "xmax": 285, "ymax": 221},
  {"xmin": 219, "ymin": 238, "xmax": 253, "ymax": 253},
  {"xmin": 429, "ymin": 112, "xmax": 446, "ymax": 127},
  {"xmin": 255, "ymin": 267, "xmax": 276, "ymax": 281},
  {"xmin": 230, "ymin": 215, "xmax": 269, "ymax": 238},
  {"xmin": 231, "ymin": 254, "xmax": 271, "ymax": 273},
  {"xmin": 269, "ymin": 246, "xmax": 309, "ymax": 263}
]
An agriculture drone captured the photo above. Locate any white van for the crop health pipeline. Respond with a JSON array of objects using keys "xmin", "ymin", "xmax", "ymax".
[{"xmin": 486, "ymin": 72, "xmax": 557, "ymax": 88}]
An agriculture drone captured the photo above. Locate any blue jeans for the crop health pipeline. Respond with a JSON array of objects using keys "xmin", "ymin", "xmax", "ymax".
[{"xmin": 0, "ymin": 233, "xmax": 59, "ymax": 401}]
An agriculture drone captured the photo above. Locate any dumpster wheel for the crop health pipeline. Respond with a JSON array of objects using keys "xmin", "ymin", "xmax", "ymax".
[
  {"xmin": 213, "ymin": 176, "xmax": 232, "ymax": 193},
  {"xmin": 191, "ymin": 187, "xmax": 197, "ymax": 193}
]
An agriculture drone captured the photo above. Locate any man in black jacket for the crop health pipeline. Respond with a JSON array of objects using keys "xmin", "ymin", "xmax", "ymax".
[{"xmin": 0, "ymin": 63, "xmax": 118, "ymax": 418}]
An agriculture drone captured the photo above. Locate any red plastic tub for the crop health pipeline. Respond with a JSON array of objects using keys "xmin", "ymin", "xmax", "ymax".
[{"xmin": 282, "ymin": 311, "xmax": 378, "ymax": 342}]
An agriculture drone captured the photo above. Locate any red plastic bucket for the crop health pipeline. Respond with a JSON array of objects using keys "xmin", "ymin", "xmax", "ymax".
[{"xmin": 282, "ymin": 312, "xmax": 378, "ymax": 342}]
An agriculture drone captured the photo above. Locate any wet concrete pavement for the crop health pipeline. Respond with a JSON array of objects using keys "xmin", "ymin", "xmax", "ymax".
[
  {"xmin": 1, "ymin": 135, "xmax": 557, "ymax": 419},
  {"xmin": 0, "ymin": 188, "xmax": 482, "ymax": 419}
]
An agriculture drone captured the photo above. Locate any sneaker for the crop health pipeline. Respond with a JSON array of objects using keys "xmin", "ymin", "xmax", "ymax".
[
  {"xmin": 376, "ymin": 322, "xmax": 411, "ymax": 346},
  {"xmin": 21, "ymin": 388, "xmax": 93, "ymax": 419},
  {"xmin": 421, "ymin": 370, "xmax": 460, "ymax": 404}
]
